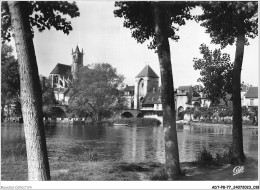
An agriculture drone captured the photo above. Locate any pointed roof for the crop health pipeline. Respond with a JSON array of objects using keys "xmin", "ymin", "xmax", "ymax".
[
  {"xmin": 50, "ymin": 63, "xmax": 71, "ymax": 77},
  {"xmin": 136, "ymin": 65, "xmax": 159, "ymax": 78}
]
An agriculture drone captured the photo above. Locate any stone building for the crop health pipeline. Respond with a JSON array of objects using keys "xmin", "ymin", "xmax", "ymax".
[
  {"xmin": 134, "ymin": 65, "xmax": 160, "ymax": 109},
  {"xmin": 49, "ymin": 46, "xmax": 84, "ymax": 104}
]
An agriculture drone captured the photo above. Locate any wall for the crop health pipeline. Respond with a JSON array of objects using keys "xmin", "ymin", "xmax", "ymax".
[
  {"xmin": 176, "ymin": 95, "xmax": 188, "ymax": 111},
  {"xmin": 244, "ymin": 98, "xmax": 258, "ymax": 106}
]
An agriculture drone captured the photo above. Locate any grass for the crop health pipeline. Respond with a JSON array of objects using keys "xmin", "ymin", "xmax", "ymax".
[
  {"xmin": 1, "ymin": 146, "xmax": 258, "ymax": 181},
  {"xmin": 2, "ymin": 155, "xmax": 258, "ymax": 181}
]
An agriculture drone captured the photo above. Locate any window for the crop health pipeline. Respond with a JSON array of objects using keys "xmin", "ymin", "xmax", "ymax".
[
  {"xmin": 54, "ymin": 76, "xmax": 59, "ymax": 84},
  {"xmin": 156, "ymin": 104, "xmax": 159, "ymax": 109}
]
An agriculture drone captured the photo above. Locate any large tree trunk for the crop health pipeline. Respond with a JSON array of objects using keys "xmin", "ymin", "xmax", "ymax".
[
  {"xmin": 152, "ymin": 2, "xmax": 181, "ymax": 180},
  {"xmin": 8, "ymin": 1, "xmax": 51, "ymax": 180},
  {"xmin": 232, "ymin": 21, "xmax": 246, "ymax": 164}
]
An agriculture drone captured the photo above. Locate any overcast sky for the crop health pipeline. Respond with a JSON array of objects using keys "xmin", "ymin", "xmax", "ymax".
[{"xmin": 32, "ymin": 1, "xmax": 258, "ymax": 87}]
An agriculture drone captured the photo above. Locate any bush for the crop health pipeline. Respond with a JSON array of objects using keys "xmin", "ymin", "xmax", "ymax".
[
  {"xmin": 196, "ymin": 147, "xmax": 236, "ymax": 165},
  {"xmin": 193, "ymin": 110, "xmax": 202, "ymax": 120},
  {"xmin": 195, "ymin": 146, "xmax": 213, "ymax": 163},
  {"xmin": 214, "ymin": 148, "xmax": 235, "ymax": 164}
]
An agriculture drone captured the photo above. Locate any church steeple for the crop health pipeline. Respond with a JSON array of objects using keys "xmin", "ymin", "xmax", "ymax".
[{"xmin": 71, "ymin": 45, "xmax": 84, "ymax": 79}]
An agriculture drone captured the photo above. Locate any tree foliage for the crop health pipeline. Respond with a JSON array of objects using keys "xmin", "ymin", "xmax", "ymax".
[
  {"xmin": 1, "ymin": 1, "xmax": 80, "ymax": 42},
  {"xmin": 114, "ymin": 1, "xmax": 198, "ymax": 179},
  {"xmin": 114, "ymin": 1, "xmax": 196, "ymax": 49},
  {"xmin": 69, "ymin": 63, "xmax": 126, "ymax": 122},
  {"xmin": 197, "ymin": 1, "xmax": 258, "ymax": 48},
  {"xmin": 197, "ymin": 1, "xmax": 258, "ymax": 163},
  {"xmin": 1, "ymin": 43, "xmax": 21, "ymax": 118},
  {"xmin": 184, "ymin": 107, "xmax": 194, "ymax": 121},
  {"xmin": 193, "ymin": 44, "xmax": 233, "ymax": 105},
  {"xmin": 42, "ymin": 77, "xmax": 57, "ymax": 118},
  {"xmin": 2, "ymin": 1, "xmax": 80, "ymax": 180}
]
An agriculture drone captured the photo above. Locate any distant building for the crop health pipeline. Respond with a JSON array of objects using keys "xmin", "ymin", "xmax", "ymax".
[
  {"xmin": 245, "ymin": 86, "xmax": 258, "ymax": 106},
  {"xmin": 134, "ymin": 65, "xmax": 160, "ymax": 109},
  {"xmin": 122, "ymin": 85, "xmax": 135, "ymax": 109},
  {"xmin": 121, "ymin": 65, "xmax": 214, "ymax": 121},
  {"xmin": 49, "ymin": 45, "xmax": 84, "ymax": 105},
  {"xmin": 241, "ymin": 84, "xmax": 250, "ymax": 106}
]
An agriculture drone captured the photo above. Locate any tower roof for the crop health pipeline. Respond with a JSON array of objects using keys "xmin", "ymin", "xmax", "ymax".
[
  {"xmin": 50, "ymin": 63, "xmax": 71, "ymax": 77},
  {"xmin": 75, "ymin": 45, "xmax": 80, "ymax": 53},
  {"xmin": 136, "ymin": 65, "xmax": 159, "ymax": 78}
]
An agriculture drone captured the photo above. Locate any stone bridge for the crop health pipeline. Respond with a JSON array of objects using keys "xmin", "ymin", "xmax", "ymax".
[{"xmin": 119, "ymin": 109, "xmax": 143, "ymax": 118}]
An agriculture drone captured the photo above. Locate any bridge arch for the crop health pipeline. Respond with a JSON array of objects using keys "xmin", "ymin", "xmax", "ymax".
[
  {"xmin": 137, "ymin": 113, "xmax": 144, "ymax": 118},
  {"xmin": 120, "ymin": 110, "xmax": 143, "ymax": 118},
  {"xmin": 121, "ymin": 112, "xmax": 134, "ymax": 118}
]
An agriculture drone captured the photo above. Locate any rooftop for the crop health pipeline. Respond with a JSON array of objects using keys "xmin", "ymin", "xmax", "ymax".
[
  {"xmin": 136, "ymin": 65, "xmax": 159, "ymax": 78},
  {"xmin": 142, "ymin": 91, "xmax": 161, "ymax": 104},
  {"xmin": 178, "ymin": 86, "xmax": 192, "ymax": 92},
  {"xmin": 50, "ymin": 63, "xmax": 71, "ymax": 77},
  {"xmin": 123, "ymin": 85, "xmax": 134, "ymax": 92},
  {"xmin": 245, "ymin": 87, "xmax": 258, "ymax": 98}
]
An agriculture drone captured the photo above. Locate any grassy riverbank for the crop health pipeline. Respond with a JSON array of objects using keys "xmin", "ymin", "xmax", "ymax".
[{"xmin": 2, "ymin": 154, "xmax": 258, "ymax": 181}]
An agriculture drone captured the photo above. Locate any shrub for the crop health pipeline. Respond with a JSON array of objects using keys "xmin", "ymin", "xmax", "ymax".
[
  {"xmin": 195, "ymin": 146, "xmax": 213, "ymax": 163},
  {"xmin": 196, "ymin": 147, "xmax": 236, "ymax": 165},
  {"xmin": 193, "ymin": 110, "xmax": 202, "ymax": 120}
]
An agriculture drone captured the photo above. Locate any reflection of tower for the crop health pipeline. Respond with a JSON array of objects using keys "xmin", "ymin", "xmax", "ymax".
[
  {"xmin": 134, "ymin": 65, "xmax": 159, "ymax": 109},
  {"xmin": 71, "ymin": 45, "xmax": 84, "ymax": 79}
]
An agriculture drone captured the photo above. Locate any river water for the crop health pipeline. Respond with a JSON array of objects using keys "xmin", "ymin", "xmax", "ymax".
[{"xmin": 1, "ymin": 122, "xmax": 258, "ymax": 163}]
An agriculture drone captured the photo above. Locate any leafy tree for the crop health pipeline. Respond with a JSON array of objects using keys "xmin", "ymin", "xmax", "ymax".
[
  {"xmin": 42, "ymin": 77, "xmax": 57, "ymax": 119},
  {"xmin": 242, "ymin": 106, "xmax": 249, "ymax": 118},
  {"xmin": 248, "ymin": 106, "xmax": 258, "ymax": 125},
  {"xmin": 69, "ymin": 63, "xmax": 126, "ymax": 122},
  {"xmin": 193, "ymin": 44, "xmax": 233, "ymax": 105},
  {"xmin": 114, "ymin": 1, "xmax": 196, "ymax": 179},
  {"xmin": 197, "ymin": 1, "xmax": 258, "ymax": 163},
  {"xmin": 199, "ymin": 106, "xmax": 215, "ymax": 122},
  {"xmin": 1, "ymin": 43, "xmax": 20, "ymax": 120},
  {"xmin": 193, "ymin": 109, "xmax": 202, "ymax": 121},
  {"xmin": 184, "ymin": 107, "xmax": 194, "ymax": 121},
  {"xmin": 218, "ymin": 109, "xmax": 226, "ymax": 121},
  {"xmin": 2, "ymin": 1, "xmax": 79, "ymax": 180}
]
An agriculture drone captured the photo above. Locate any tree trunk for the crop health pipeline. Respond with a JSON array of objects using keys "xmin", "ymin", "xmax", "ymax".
[
  {"xmin": 152, "ymin": 2, "xmax": 181, "ymax": 180},
  {"xmin": 232, "ymin": 21, "xmax": 246, "ymax": 164},
  {"xmin": 8, "ymin": 1, "xmax": 51, "ymax": 180}
]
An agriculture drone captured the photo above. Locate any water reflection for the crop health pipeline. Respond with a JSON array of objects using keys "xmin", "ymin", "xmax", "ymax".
[{"xmin": 1, "ymin": 122, "xmax": 258, "ymax": 163}]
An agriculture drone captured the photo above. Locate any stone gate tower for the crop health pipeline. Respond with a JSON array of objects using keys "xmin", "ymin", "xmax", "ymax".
[
  {"xmin": 71, "ymin": 45, "xmax": 84, "ymax": 79},
  {"xmin": 134, "ymin": 65, "xmax": 159, "ymax": 109}
]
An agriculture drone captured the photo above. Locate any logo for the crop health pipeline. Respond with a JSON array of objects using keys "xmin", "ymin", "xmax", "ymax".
[{"xmin": 233, "ymin": 166, "xmax": 244, "ymax": 176}]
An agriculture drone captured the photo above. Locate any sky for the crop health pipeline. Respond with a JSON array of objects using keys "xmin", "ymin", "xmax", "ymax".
[{"xmin": 31, "ymin": 1, "xmax": 258, "ymax": 87}]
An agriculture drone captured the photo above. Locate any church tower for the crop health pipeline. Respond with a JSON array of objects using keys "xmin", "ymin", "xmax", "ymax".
[
  {"xmin": 134, "ymin": 65, "xmax": 159, "ymax": 109},
  {"xmin": 71, "ymin": 45, "xmax": 84, "ymax": 79}
]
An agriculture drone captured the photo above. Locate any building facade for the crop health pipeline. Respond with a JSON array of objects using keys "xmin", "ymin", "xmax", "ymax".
[{"xmin": 49, "ymin": 46, "xmax": 84, "ymax": 104}]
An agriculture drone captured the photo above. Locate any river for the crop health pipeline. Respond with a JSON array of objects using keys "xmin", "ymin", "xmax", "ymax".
[{"xmin": 1, "ymin": 122, "xmax": 258, "ymax": 163}]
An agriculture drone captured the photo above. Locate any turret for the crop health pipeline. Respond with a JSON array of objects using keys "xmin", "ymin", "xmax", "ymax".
[{"xmin": 71, "ymin": 45, "xmax": 84, "ymax": 79}]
